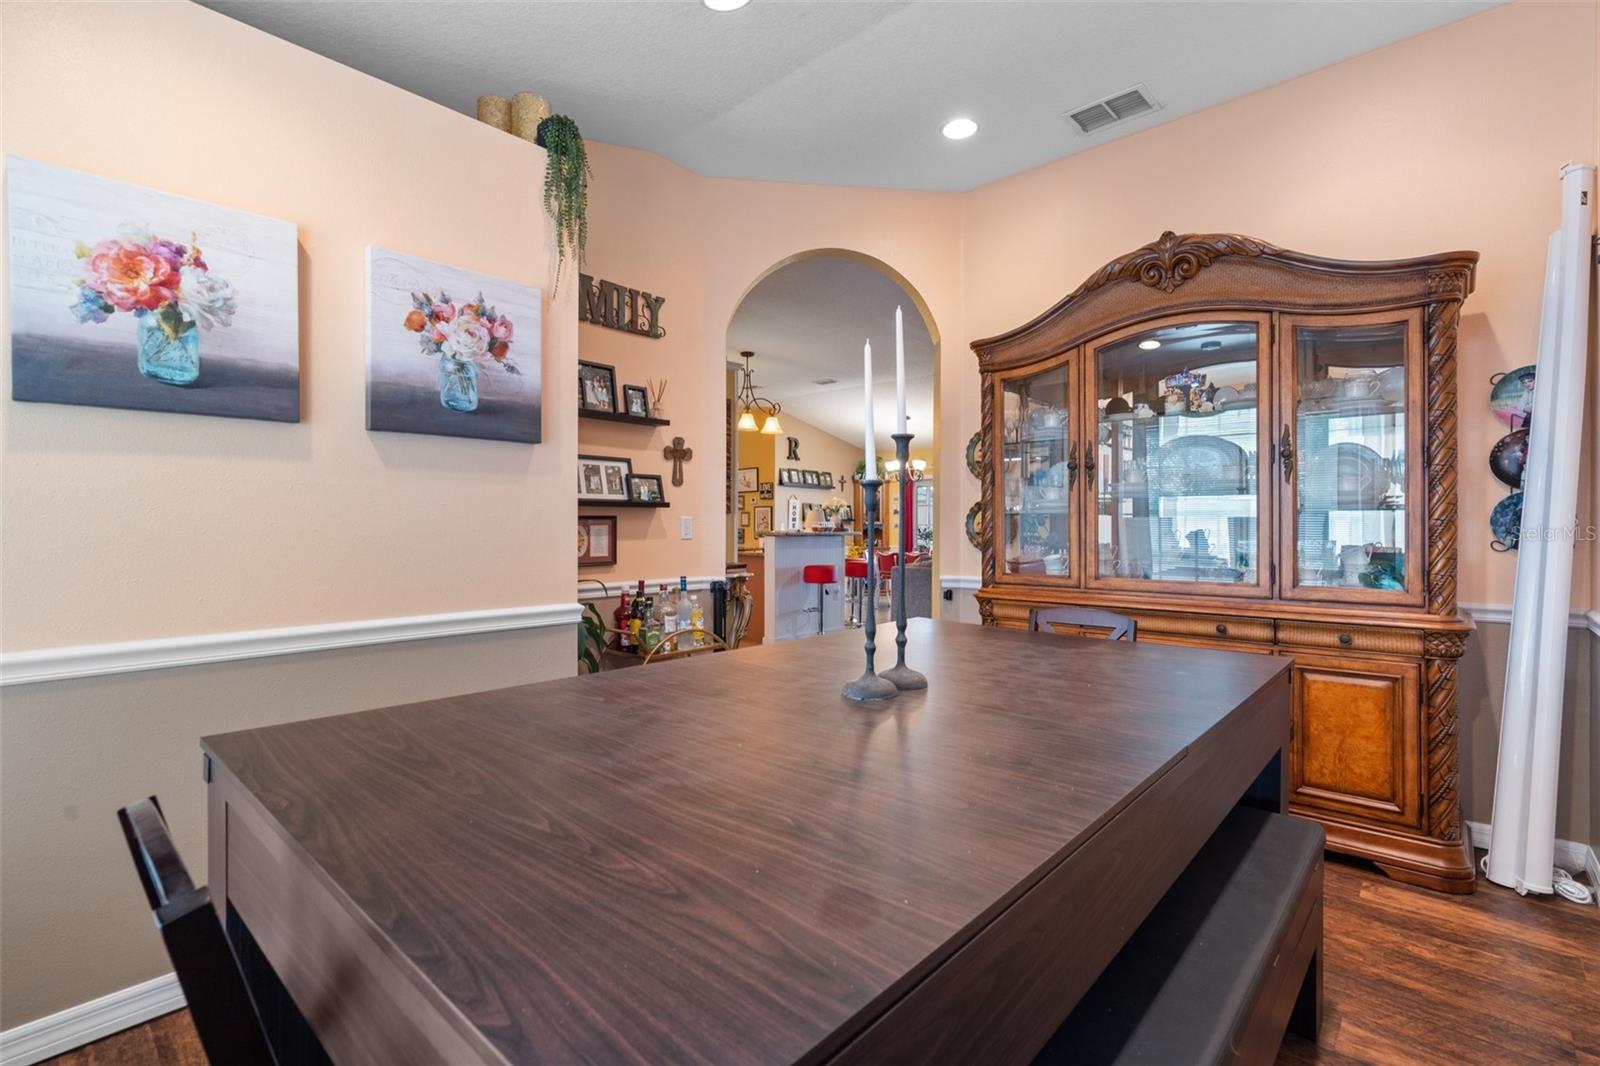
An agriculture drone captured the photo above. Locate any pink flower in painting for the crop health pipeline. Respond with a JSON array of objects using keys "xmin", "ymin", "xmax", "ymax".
[
  {"xmin": 83, "ymin": 239, "xmax": 179, "ymax": 312},
  {"xmin": 489, "ymin": 316, "xmax": 513, "ymax": 342},
  {"xmin": 430, "ymin": 302, "xmax": 457, "ymax": 323}
]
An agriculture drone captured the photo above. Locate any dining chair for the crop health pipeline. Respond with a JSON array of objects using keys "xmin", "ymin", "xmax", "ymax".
[
  {"xmin": 117, "ymin": 796, "xmax": 277, "ymax": 1066},
  {"xmin": 1028, "ymin": 606, "xmax": 1137, "ymax": 642}
]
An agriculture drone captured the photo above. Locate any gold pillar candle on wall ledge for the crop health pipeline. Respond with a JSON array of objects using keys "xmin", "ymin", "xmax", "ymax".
[
  {"xmin": 476, "ymin": 94, "xmax": 510, "ymax": 131},
  {"xmin": 510, "ymin": 93, "xmax": 552, "ymax": 143}
]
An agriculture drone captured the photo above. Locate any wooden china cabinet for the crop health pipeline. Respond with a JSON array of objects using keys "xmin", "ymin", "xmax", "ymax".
[{"xmin": 973, "ymin": 232, "xmax": 1479, "ymax": 893}]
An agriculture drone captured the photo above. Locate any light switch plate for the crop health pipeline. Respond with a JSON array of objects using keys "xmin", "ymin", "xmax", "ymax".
[{"xmin": 680, "ymin": 516, "xmax": 693, "ymax": 540}]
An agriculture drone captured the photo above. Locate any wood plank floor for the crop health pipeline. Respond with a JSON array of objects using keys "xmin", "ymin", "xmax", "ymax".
[{"xmin": 42, "ymin": 855, "xmax": 1599, "ymax": 1066}]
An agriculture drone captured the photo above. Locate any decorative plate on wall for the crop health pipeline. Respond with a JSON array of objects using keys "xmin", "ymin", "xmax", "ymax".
[
  {"xmin": 965, "ymin": 430, "xmax": 985, "ymax": 480},
  {"xmin": 1489, "ymin": 365, "xmax": 1535, "ymax": 427},
  {"xmin": 1490, "ymin": 492, "xmax": 1523, "ymax": 551},
  {"xmin": 1489, "ymin": 429, "xmax": 1528, "ymax": 488},
  {"xmin": 965, "ymin": 501, "xmax": 984, "ymax": 550}
]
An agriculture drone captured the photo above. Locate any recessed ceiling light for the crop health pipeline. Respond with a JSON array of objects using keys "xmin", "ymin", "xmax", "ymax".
[
  {"xmin": 1138, "ymin": 339, "xmax": 1161, "ymax": 350},
  {"xmin": 941, "ymin": 117, "xmax": 978, "ymax": 141},
  {"xmin": 703, "ymin": 0, "xmax": 749, "ymax": 10}
]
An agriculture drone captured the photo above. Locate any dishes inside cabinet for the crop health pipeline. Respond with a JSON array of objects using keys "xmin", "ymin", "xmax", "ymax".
[
  {"xmin": 1301, "ymin": 442, "xmax": 1392, "ymax": 510},
  {"xmin": 1151, "ymin": 434, "xmax": 1249, "ymax": 496}
]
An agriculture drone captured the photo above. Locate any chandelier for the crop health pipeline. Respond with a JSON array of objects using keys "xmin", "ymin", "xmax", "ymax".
[{"xmin": 735, "ymin": 350, "xmax": 783, "ymax": 435}]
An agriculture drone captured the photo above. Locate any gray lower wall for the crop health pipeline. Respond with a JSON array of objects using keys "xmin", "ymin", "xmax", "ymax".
[
  {"xmin": 1459, "ymin": 619, "xmax": 1595, "ymax": 848},
  {"xmin": 0, "ymin": 625, "xmax": 574, "ymax": 1031}
]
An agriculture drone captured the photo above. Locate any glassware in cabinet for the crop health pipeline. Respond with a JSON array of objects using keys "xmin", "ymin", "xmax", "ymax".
[
  {"xmin": 1090, "ymin": 319, "xmax": 1269, "ymax": 593},
  {"xmin": 999, "ymin": 361, "xmax": 1073, "ymax": 578}
]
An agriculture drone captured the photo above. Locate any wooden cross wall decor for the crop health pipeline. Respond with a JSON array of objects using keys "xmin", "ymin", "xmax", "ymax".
[{"xmin": 663, "ymin": 436, "xmax": 693, "ymax": 487}]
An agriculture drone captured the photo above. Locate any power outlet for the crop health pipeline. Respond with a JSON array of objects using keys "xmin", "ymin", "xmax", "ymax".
[{"xmin": 680, "ymin": 516, "xmax": 693, "ymax": 540}]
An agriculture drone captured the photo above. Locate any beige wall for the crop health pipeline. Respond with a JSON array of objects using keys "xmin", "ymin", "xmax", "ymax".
[
  {"xmin": 957, "ymin": 0, "xmax": 1598, "ymax": 611},
  {"xmin": 583, "ymin": 141, "xmax": 965, "ymax": 587},
  {"xmin": 1, "ymin": 0, "xmax": 578, "ymax": 1029}
]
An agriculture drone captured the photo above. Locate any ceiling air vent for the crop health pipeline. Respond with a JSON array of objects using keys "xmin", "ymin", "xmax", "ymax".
[
  {"xmin": 812, "ymin": 377, "xmax": 838, "ymax": 386},
  {"xmin": 1065, "ymin": 84, "xmax": 1160, "ymax": 135}
]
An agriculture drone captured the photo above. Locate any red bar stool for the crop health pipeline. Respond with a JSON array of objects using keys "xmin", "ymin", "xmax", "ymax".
[
  {"xmin": 876, "ymin": 552, "xmax": 898, "ymax": 607},
  {"xmin": 802, "ymin": 564, "xmax": 836, "ymax": 636},
  {"xmin": 844, "ymin": 557, "xmax": 869, "ymax": 628}
]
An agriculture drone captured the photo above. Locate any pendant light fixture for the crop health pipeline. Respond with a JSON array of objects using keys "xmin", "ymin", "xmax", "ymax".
[{"xmin": 735, "ymin": 350, "xmax": 783, "ymax": 435}]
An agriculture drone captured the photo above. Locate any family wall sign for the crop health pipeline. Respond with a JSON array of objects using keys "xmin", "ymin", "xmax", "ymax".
[{"xmin": 578, "ymin": 273, "xmax": 666, "ymax": 339}]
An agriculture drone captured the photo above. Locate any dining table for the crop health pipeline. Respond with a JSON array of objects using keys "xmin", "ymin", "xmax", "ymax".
[{"xmin": 202, "ymin": 618, "xmax": 1291, "ymax": 1065}]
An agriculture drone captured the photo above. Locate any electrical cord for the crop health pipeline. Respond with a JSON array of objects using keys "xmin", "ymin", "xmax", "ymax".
[{"xmin": 1479, "ymin": 855, "xmax": 1596, "ymax": 905}]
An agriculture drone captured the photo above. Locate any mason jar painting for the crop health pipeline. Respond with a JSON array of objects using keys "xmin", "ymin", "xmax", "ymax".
[
  {"xmin": 6, "ymin": 156, "xmax": 300, "ymax": 421},
  {"xmin": 366, "ymin": 247, "xmax": 542, "ymax": 443}
]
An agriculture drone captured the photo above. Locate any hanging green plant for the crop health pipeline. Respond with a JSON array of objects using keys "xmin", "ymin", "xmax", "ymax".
[{"xmin": 536, "ymin": 114, "xmax": 591, "ymax": 292}]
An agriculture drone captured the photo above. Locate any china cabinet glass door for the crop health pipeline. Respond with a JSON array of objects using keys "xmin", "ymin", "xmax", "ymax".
[
  {"xmin": 1280, "ymin": 311, "xmax": 1423, "ymax": 603},
  {"xmin": 1088, "ymin": 315, "xmax": 1272, "ymax": 596},
  {"xmin": 996, "ymin": 355, "xmax": 1077, "ymax": 581}
]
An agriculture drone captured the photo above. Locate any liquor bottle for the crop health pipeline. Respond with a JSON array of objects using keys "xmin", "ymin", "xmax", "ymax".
[
  {"xmin": 661, "ymin": 588, "xmax": 679, "ymax": 639},
  {"xmin": 613, "ymin": 588, "xmax": 632, "ymax": 651},
  {"xmin": 640, "ymin": 596, "xmax": 657, "ymax": 653},
  {"xmin": 689, "ymin": 594, "xmax": 705, "ymax": 646},
  {"xmin": 676, "ymin": 576, "xmax": 692, "ymax": 634},
  {"xmin": 629, "ymin": 587, "xmax": 646, "ymax": 652}
]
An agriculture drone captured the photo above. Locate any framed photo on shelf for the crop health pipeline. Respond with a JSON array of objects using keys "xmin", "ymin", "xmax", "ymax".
[
  {"xmin": 821, "ymin": 472, "xmax": 835, "ymax": 489},
  {"xmin": 759, "ymin": 482, "xmax": 773, "ymax": 500},
  {"xmin": 578, "ymin": 454, "xmax": 632, "ymax": 501},
  {"xmin": 754, "ymin": 506, "xmax": 773, "ymax": 534},
  {"xmin": 803, "ymin": 470, "xmax": 820, "ymax": 487},
  {"xmin": 578, "ymin": 360, "xmax": 617, "ymax": 413},
  {"xmin": 737, "ymin": 466, "xmax": 758, "ymax": 493},
  {"xmin": 776, "ymin": 469, "xmax": 791, "ymax": 487},
  {"xmin": 578, "ymin": 515, "xmax": 617, "ymax": 567},
  {"xmin": 623, "ymin": 384, "xmax": 650, "ymax": 418},
  {"xmin": 630, "ymin": 473, "xmax": 666, "ymax": 503}
]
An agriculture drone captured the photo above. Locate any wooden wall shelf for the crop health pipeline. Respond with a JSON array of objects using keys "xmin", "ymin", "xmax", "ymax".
[
  {"xmin": 580, "ymin": 409, "xmax": 670, "ymax": 427},
  {"xmin": 580, "ymin": 499, "xmax": 670, "ymax": 509}
]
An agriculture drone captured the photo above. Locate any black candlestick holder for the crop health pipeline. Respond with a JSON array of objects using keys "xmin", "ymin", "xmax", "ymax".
[
  {"xmin": 842, "ymin": 477, "xmax": 898, "ymax": 703},
  {"xmin": 882, "ymin": 433, "xmax": 928, "ymax": 691}
]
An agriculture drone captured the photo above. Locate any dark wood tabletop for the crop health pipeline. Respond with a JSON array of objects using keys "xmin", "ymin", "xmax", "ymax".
[{"xmin": 203, "ymin": 618, "xmax": 1290, "ymax": 1066}]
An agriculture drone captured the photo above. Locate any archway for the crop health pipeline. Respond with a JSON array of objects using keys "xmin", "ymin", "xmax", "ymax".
[{"xmin": 724, "ymin": 249, "xmax": 942, "ymax": 628}]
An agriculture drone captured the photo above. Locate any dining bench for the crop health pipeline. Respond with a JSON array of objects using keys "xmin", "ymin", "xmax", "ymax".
[{"xmin": 1034, "ymin": 805, "xmax": 1324, "ymax": 1065}]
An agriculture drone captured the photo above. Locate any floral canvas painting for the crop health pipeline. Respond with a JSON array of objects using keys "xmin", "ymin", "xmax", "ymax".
[
  {"xmin": 366, "ymin": 247, "xmax": 541, "ymax": 443},
  {"xmin": 7, "ymin": 156, "xmax": 300, "ymax": 421}
]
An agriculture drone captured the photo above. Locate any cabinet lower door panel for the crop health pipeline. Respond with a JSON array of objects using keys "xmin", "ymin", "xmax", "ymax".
[{"xmin": 1289, "ymin": 653, "xmax": 1421, "ymax": 829}]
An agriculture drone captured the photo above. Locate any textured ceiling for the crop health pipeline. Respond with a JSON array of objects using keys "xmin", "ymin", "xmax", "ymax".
[
  {"xmin": 726, "ymin": 256, "xmax": 935, "ymax": 454},
  {"xmin": 202, "ymin": 0, "xmax": 1492, "ymax": 192}
]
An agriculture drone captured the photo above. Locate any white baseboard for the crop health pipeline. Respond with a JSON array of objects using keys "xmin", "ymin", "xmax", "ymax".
[
  {"xmin": 0, "ymin": 973, "xmax": 183, "ymax": 1066},
  {"xmin": 1465, "ymin": 820, "xmax": 1600, "ymax": 898},
  {"xmin": 938, "ymin": 575, "xmax": 982, "ymax": 591},
  {"xmin": 0, "ymin": 602, "xmax": 582, "ymax": 687}
]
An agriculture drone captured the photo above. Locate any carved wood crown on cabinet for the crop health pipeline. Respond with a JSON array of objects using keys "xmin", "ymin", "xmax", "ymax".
[{"xmin": 972, "ymin": 232, "xmax": 1480, "ymax": 893}]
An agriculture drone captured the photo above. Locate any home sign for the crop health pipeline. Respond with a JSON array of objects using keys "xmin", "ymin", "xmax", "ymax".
[{"xmin": 578, "ymin": 273, "xmax": 666, "ymax": 339}]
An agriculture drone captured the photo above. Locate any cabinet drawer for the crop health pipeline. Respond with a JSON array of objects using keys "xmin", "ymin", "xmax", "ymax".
[
  {"xmin": 1134, "ymin": 613, "xmax": 1275, "ymax": 645},
  {"xmin": 1278, "ymin": 621, "xmax": 1423, "ymax": 657},
  {"xmin": 1289, "ymin": 653, "xmax": 1422, "ymax": 830}
]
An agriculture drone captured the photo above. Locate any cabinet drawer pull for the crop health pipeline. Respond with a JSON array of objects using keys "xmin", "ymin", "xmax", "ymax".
[
  {"xmin": 1338, "ymin": 632, "xmax": 1353, "ymax": 646},
  {"xmin": 1066, "ymin": 441, "xmax": 1079, "ymax": 490},
  {"xmin": 1215, "ymin": 623, "xmax": 1229, "ymax": 635}
]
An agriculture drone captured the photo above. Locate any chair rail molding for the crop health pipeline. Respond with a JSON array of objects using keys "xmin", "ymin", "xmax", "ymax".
[
  {"xmin": 578, "ymin": 575, "xmax": 726, "ymax": 601},
  {"xmin": 939, "ymin": 575, "xmax": 983, "ymax": 591},
  {"xmin": 0, "ymin": 603, "xmax": 583, "ymax": 687},
  {"xmin": 0, "ymin": 973, "xmax": 183, "ymax": 1066},
  {"xmin": 1460, "ymin": 602, "xmax": 1591, "ymax": 628}
]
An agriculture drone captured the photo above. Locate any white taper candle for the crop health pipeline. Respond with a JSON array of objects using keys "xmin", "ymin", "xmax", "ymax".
[
  {"xmin": 895, "ymin": 305, "xmax": 907, "ymax": 435},
  {"xmin": 863, "ymin": 339, "xmax": 875, "ymax": 472}
]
